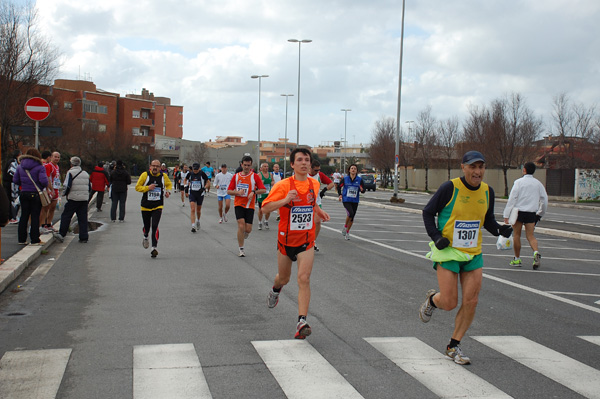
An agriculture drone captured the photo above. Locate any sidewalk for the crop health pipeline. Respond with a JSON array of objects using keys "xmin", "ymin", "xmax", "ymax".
[{"xmin": 0, "ymin": 196, "xmax": 99, "ymax": 294}]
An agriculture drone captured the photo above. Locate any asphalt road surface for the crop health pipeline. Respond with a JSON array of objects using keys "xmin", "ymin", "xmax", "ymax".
[{"xmin": 1, "ymin": 188, "xmax": 599, "ymax": 398}]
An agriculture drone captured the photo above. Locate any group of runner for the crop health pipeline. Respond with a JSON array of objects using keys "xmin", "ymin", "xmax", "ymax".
[{"xmin": 133, "ymin": 151, "xmax": 372, "ymax": 340}]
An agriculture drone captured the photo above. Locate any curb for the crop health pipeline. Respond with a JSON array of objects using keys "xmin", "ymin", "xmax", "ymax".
[{"xmin": 0, "ymin": 194, "xmax": 98, "ymax": 294}]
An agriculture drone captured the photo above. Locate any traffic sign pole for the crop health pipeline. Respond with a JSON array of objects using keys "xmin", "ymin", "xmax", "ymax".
[{"xmin": 24, "ymin": 97, "xmax": 50, "ymax": 149}]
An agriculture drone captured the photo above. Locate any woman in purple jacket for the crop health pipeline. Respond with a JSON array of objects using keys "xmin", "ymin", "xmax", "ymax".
[{"xmin": 12, "ymin": 148, "xmax": 49, "ymax": 245}]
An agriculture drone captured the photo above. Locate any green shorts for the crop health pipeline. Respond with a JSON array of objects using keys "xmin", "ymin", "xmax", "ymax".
[{"xmin": 433, "ymin": 253, "xmax": 483, "ymax": 273}]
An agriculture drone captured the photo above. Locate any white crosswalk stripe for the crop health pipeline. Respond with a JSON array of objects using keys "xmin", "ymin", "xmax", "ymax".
[
  {"xmin": 133, "ymin": 343, "xmax": 212, "ymax": 399},
  {"xmin": 252, "ymin": 340, "xmax": 364, "ymax": 398},
  {"xmin": 1, "ymin": 336, "xmax": 599, "ymax": 398},
  {"xmin": 365, "ymin": 337, "xmax": 512, "ymax": 398},
  {"xmin": 0, "ymin": 348, "xmax": 71, "ymax": 399},
  {"xmin": 579, "ymin": 335, "xmax": 600, "ymax": 347},
  {"xmin": 473, "ymin": 336, "xmax": 600, "ymax": 399}
]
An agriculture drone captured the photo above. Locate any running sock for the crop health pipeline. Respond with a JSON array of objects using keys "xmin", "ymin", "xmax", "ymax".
[
  {"xmin": 448, "ymin": 338, "xmax": 460, "ymax": 349},
  {"xmin": 273, "ymin": 286, "xmax": 282, "ymax": 293},
  {"xmin": 298, "ymin": 315, "xmax": 307, "ymax": 323},
  {"xmin": 429, "ymin": 295, "xmax": 437, "ymax": 308}
]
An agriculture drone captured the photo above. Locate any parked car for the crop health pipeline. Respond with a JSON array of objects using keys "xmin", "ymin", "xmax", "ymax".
[{"xmin": 362, "ymin": 174, "xmax": 376, "ymax": 191}]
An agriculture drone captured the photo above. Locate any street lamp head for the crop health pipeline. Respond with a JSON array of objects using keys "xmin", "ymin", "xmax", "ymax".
[
  {"xmin": 251, "ymin": 75, "xmax": 269, "ymax": 79},
  {"xmin": 288, "ymin": 39, "xmax": 312, "ymax": 43},
  {"xmin": 288, "ymin": 39, "xmax": 299, "ymax": 43},
  {"xmin": 341, "ymin": 109, "xmax": 352, "ymax": 112},
  {"xmin": 281, "ymin": 94, "xmax": 294, "ymax": 97}
]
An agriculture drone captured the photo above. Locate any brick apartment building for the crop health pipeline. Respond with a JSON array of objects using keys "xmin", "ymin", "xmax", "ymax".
[{"xmin": 40, "ymin": 80, "xmax": 182, "ymax": 155}]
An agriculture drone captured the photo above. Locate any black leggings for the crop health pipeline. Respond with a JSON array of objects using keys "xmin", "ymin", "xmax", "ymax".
[
  {"xmin": 142, "ymin": 209, "xmax": 162, "ymax": 247},
  {"xmin": 343, "ymin": 202, "xmax": 359, "ymax": 221}
]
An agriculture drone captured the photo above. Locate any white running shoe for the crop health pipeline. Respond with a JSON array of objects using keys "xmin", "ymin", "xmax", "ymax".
[
  {"xmin": 219, "ymin": 218, "xmax": 223, "ymax": 224},
  {"xmin": 264, "ymin": 221, "xmax": 269, "ymax": 230},
  {"xmin": 258, "ymin": 222, "xmax": 262, "ymax": 230},
  {"xmin": 142, "ymin": 236, "xmax": 149, "ymax": 249},
  {"xmin": 223, "ymin": 213, "xmax": 228, "ymax": 222},
  {"xmin": 196, "ymin": 220, "xmax": 200, "ymax": 229},
  {"xmin": 345, "ymin": 232, "xmax": 350, "ymax": 240},
  {"xmin": 238, "ymin": 248, "xmax": 246, "ymax": 257},
  {"xmin": 341, "ymin": 227, "xmax": 347, "ymax": 236}
]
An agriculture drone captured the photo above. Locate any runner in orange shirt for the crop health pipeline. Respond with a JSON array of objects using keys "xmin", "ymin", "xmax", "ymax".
[
  {"xmin": 227, "ymin": 156, "xmax": 266, "ymax": 257},
  {"xmin": 262, "ymin": 148, "xmax": 330, "ymax": 339}
]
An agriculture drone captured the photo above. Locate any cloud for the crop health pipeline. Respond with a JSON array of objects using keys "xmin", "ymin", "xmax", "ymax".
[{"xmin": 36, "ymin": 0, "xmax": 600, "ymax": 147}]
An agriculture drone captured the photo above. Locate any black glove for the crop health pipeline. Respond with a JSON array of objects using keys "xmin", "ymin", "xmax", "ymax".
[
  {"xmin": 535, "ymin": 215, "xmax": 541, "ymax": 225},
  {"xmin": 434, "ymin": 237, "xmax": 450, "ymax": 250},
  {"xmin": 498, "ymin": 224, "xmax": 513, "ymax": 238},
  {"xmin": 320, "ymin": 187, "xmax": 327, "ymax": 198}
]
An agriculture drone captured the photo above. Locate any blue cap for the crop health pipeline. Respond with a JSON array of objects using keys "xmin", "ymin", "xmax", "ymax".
[{"xmin": 462, "ymin": 151, "xmax": 485, "ymax": 164}]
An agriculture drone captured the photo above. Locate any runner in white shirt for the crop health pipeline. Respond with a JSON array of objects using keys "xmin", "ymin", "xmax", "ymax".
[
  {"xmin": 503, "ymin": 162, "xmax": 548, "ymax": 269},
  {"xmin": 272, "ymin": 164, "xmax": 284, "ymax": 221},
  {"xmin": 179, "ymin": 164, "xmax": 189, "ymax": 207},
  {"xmin": 332, "ymin": 169, "xmax": 342, "ymax": 192},
  {"xmin": 214, "ymin": 164, "xmax": 233, "ymax": 223}
]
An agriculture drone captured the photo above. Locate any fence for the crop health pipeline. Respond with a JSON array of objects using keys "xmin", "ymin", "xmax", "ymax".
[{"xmin": 575, "ymin": 169, "xmax": 600, "ymax": 201}]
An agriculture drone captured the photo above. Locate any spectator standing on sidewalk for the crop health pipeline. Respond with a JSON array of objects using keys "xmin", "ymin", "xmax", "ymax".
[
  {"xmin": 503, "ymin": 162, "xmax": 548, "ymax": 269},
  {"xmin": 110, "ymin": 160, "xmax": 132, "ymax": 222},
  {"xmin": 12, "ymin": 148, "xmax": 48, "ymax": 245},
  {"xmin": 3, "ymin": 149, "xmax": 21, "ymax": 223},
  {"xmin": 89, "ymin": 161, "xmax": 109, "ymax": 211},
  {"xmin": 40, "ymin": 151, "xmax": 61, "ymax": 233},
  {"xmin": 54, "ymin": 157, "xmax": 90, "ymax": 243}
]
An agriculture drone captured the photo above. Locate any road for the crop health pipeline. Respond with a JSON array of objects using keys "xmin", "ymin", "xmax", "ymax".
[{"xmin": 1, "ymin": 189, "xmax": 599, "ymax": 398}]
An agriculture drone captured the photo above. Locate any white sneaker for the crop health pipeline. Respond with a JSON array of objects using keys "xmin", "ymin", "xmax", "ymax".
[
  {"xmin": 219, "ymin": 218, "xmax": 223, "ymax": 224},
  {"xmin": 258, "ymin": 222, "xmax": 262, "ymax": 230},
  {"xmin": 238, "ymin": 248, "xmax": 246, "ymax": 257},
  {"xmin": 182, "ymin": 203, "xmax": 185, "ymax": 207},
  {"xmin": 196, "ymin": 220, "xmax": 200, "ymax": 229},
  {"xmin": 142, "ymin": 236, "xmax": 149, "ymax": 249},
  {"xmin": 264, "ymin": 221, "xmax": 269, "ymax": 230},
  {"xmin": 223, "ymin": 213, "xmax": 228, "ymax": 222},
  {"xmin": 345, "ymin": 232, "xmax": 350, "ymax": 240},
  {"xmin": 341, "ymin": 227, "xmax": 347, "ymax": 237}
]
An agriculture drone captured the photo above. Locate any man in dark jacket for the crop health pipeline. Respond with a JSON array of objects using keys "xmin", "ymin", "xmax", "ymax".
[
  {"xmin": 109, "ymin": 160, "xmax": 132, "ymax": 222},
  {"xmin": 3, "ymin": 149, "xmax": 21, "ymax": 223},
  {"xmin": 89, "ymin": 161, "xmax": 109, "ymax": 211}
]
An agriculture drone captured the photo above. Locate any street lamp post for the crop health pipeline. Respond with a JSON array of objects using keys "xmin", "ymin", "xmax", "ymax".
[
  {"xmin": 281, "ymin": 94, "xmax": 294, "ymax": 177},
  {"xmin": 404, "ymin": 120, "xmax": 414, "ymax": 189},
  {"xmin": 394, "ymin": 0, "xmax": 406, "ymax": 198},
  {"xmin": 341, "ymin": 109, "xmax": 351, "ymax": 173},
  {"xmin": 251, "ymin": 74, "xmax": 269, "ymax": 168},
  {"xmin": 288, "ymin": 39, "xmax": 312, "ymax": 147}
]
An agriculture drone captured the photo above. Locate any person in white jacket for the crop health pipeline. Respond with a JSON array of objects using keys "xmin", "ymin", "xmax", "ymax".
[{"xmin": 503, "ymin": 162, "xmax": 548, "ymax": 269}]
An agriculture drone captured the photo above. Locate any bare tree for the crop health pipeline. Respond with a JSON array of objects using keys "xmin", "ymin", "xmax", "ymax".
[
  {"xmin": 186, "ymin": 143, "xmax": 207, "ymax": 165},
  {"xmin": 0, "ymin": 2, "xmax": 61, "ymax": 159},
  {"xmin": 550, "ymin": 92, "xmax": 598, "ymax": 168},
  {"xmin": 438, "ymin": 116, "xmax": 461, "ymax": 180},
  {"xmin": 414, "ymin": 105, "xmax": 437, "ymax": 191},
  {"xmin": 369, "ymin": 116, "xmax": 395, "ymax": 187},
  {"xmin": 463, "ymin": 104, "xmax": 491, "ymax": 155}
]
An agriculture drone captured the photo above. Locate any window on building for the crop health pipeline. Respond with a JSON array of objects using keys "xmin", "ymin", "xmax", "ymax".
[
  {"xmin": 132, "ymin": 110, "xmax": 140, "ymax": 118},
  {"xmin": 64, "ymin": 102, "xmax": 73, "ymax": 110},
  {"xmin": 132, "ymin": 127, "xmax": 140, "ymax": 136},
  {"xmin": 98, "ymin": 124, "xmax": 106, "ymax": 133},
  {"xmin": 98, "ymin": 105, "xmax": 108, "ymax": 114},
  {"xmin": 141, "ymin": 127, "xmax": 150, "ymax": 136},
  {"xmin": 141, "ymin": 110, "xmax": 149, "ymax": 119}
]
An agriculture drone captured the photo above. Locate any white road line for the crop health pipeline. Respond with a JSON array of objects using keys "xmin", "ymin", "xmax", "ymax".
[
  {"xmin": 546, "ymin": 291, "xmax": 600, "ymax": 297},
  {"xmin": 0, "ymin": 348, "xmax": 71, "ymax": 399},
  {"xmin": 485, "ymin": 267, "xmax": 600, "ymax": 277},
  {"xmin": 578, "ymin": 336, "xmax": 600, "ymax": 346},
  {"xmin": 321, "ymin": 224, "xmax": 600, "ymax": 315},
  {"xmin": 365, "ymin": 337, "xmax": 511, "ymax": 398},
  {"xmin": 252, "ymin": 340, "xmax": 363, "ymax": 399},
  {"xmin": 484, "ymin": 253, "xmax": 599, "ymax": 262},
  {"xmin": 473, "ymin": 336, "xmax": 600, "ymax": 399},
  {"xmin": 596, "ymin": 300, "xmax": 600, "ymax": 305},
  {"xmin": 133, "ymin": 344, "xmax": 211, "ymax": 399}
]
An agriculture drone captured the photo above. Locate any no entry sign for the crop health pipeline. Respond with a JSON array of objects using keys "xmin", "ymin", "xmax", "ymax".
[{"xmin": 25, "ymin": 97, "xmax": 50, "ymax": 121}]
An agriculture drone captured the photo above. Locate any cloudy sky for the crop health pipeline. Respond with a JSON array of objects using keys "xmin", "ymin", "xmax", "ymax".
[{"xmin": 35, "ymin": 0, "xmax": 599, "ymax": 147}]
